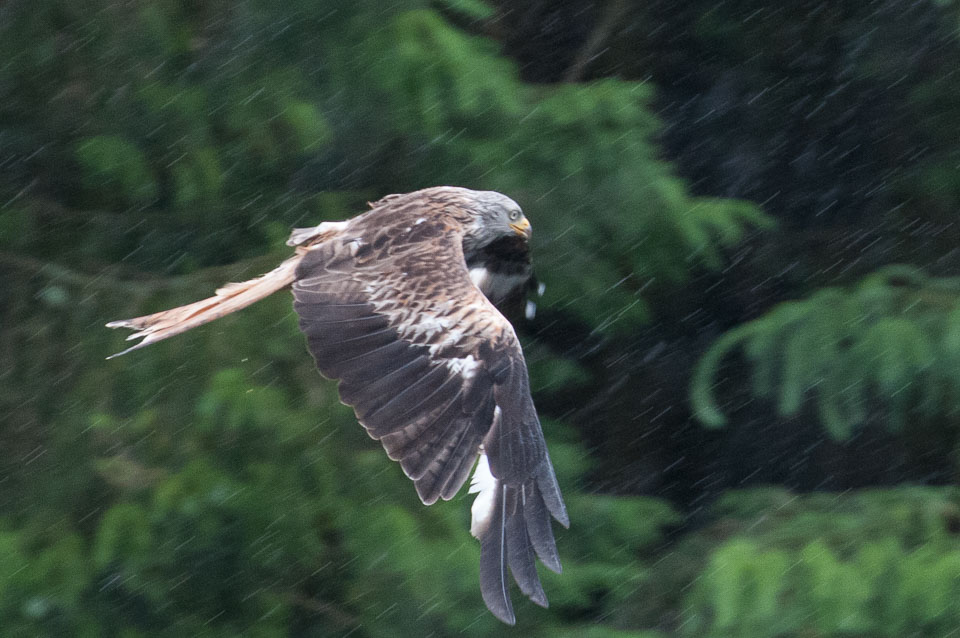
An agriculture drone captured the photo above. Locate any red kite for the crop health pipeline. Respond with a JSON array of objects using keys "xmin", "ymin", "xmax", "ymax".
[{"xmin": 107, "ymin": 186, "xmax": 568, "ymax": 624}]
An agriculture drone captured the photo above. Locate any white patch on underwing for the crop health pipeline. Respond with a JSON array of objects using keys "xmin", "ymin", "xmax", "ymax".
[
  {"xmin": 469, "ymin": 448, "xmax": 498, "ymax": 538},
  {"xmin": 415, "ymin": 217, "xmax": 427, "ymax": 225},
  {"xmin": 417, "ymin": 316, "xmax": 452, "ymax": 332},
  {"xmin": 404, "ymin": 315, "xmax": 451, "ymax": 341},
  {"xmin": 445, "ymin": 353, "xmax": 478, "ymax": 379}
]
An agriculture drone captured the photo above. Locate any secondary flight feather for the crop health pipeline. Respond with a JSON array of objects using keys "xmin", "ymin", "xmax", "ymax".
[{"xmin": 106, "ymin": 186, "xmax": 568, "ymax": 624}]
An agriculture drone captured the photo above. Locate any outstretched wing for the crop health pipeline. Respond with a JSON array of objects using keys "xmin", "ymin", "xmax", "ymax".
[{"xmin": 292, "ymin": 216, "xmax": 568, "ymax": 624}]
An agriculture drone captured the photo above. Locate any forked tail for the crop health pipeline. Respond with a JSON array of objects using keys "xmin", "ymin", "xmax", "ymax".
[{"xmin": 106, "ymin": 252, "xmax": 305, "ymax": 358}]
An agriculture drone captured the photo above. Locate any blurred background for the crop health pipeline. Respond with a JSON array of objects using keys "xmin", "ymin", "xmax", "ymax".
[{"xmin": 3, "ymin": 0, "xmax": 960, "ymax": 635}]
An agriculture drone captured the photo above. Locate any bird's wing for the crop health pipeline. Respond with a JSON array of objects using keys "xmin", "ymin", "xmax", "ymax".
[{"xmin": 292, "ymin": 217, "xmax": 568, "ymax": 624}]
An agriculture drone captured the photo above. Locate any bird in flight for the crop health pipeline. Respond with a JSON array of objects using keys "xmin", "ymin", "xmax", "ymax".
[{"xmin": 106, "ymin": 186, "xmax": 568, "ymax": 624}]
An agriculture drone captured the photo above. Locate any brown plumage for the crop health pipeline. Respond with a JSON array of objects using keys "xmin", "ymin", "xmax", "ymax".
[{"xmin": 106, "ymin": 186, "xmax": 568, "ymax": 624}]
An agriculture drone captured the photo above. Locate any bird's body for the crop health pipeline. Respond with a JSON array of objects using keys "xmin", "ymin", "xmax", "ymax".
[{"xmin": 107, "ymin": 186, "xmax": 567, "ymax": 624}]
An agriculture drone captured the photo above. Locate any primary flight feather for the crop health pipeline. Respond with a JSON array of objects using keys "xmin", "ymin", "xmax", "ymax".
[{"xmin": 106, "ymin": 186, "xmax": 568, "ymax": 624}]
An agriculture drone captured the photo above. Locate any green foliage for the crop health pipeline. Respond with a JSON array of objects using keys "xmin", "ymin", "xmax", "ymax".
[
  {"xmin": 684, "ymin": 534, "xmax": 960, "ymax": 637},
  {"xmin": 435, "ymin": 0, "xmax": 495, "ymax": 20},
  {"xmin": 93, "ymin": 503, "xmax": 153, "ymax": 569},
  {"xmin": 671, "ymin": 487, "xmax": 960, "ymax": 638},
  {"xmin": 0, "ymin": 205, "xmax": 32, "ymax": 249},
  {"xmin": 692, "ymin": 265, "xmax": 960, "ymax": 438},
  {"xmin": 74, "ymin": 135, "xmax": 159, "ymax": 206},
  {"xmin": 706, "ymin": 486, "xmax": 960, "ymax": 560},
  {"xmin": 546, "ymin": 626, "xmax": 668, "ymax": 638}
]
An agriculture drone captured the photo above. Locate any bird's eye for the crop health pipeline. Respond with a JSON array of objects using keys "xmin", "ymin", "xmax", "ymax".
[{"xmin": 509, "ymin": 210, "xmax": 521, "ymax": 221}]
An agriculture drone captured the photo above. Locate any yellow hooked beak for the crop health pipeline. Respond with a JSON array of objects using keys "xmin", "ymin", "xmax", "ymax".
[{"xmin": 510, "ymin": 217, "xmax": 532, "ymax": 239}]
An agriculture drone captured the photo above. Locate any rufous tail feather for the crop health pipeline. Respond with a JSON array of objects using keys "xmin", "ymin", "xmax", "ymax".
[{"xmin": 106, "ymin": 251, "xmax": 305, "ymax": 359}]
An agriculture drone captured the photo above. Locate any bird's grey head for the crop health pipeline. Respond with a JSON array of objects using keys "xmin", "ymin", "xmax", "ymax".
[{"xmin": 442, "ymin": 187, "xmax": 530, "ymax": 248}]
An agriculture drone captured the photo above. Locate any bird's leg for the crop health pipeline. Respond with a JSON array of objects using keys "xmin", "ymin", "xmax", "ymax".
[{"xmin": 105, "ymin": 250, "xmax": 307, "ymax": 358}]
